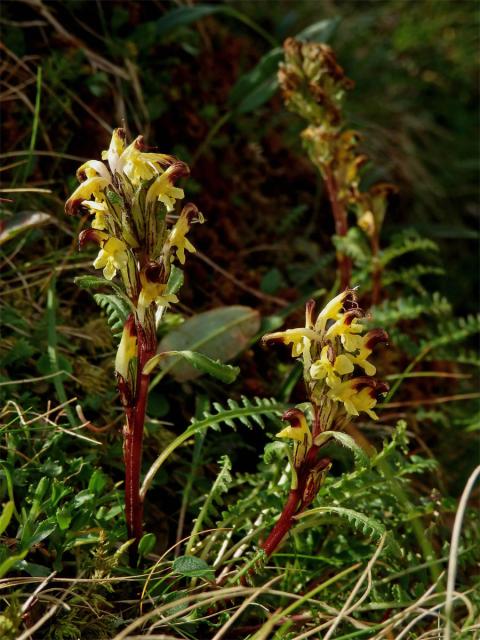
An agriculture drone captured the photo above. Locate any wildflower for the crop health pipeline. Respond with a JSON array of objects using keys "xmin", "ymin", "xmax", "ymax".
[
  {"xmin": 102, "ymin": 127, "xmax": 126, "ymax": 175},
  {"xmin": 328, "ymin": 377, "xmax": 389, "ymax": 420},
  {"xmin": 146, "ymin": 162, "xmax": 190, "ymax": 212},
  {"xmin": 166, "ymin": 203, "xmax": 204, "ymax": 264},
  {"xmin": 115, "ymin": 314, "xmax": 137, "ymax": 383},
  {"xmin": 93, "ymin": 236, "xmax": 128, "ymax": 280},
  {"xmin": 310, "ymin": 344, "xmax": 354, "ymax": 388},
  {"xmin": 262, "ymin": 327, "xmax": 320, "ymax": 358},
  {"xmin": 264, "ymin": 289, "xmax": 388, "ymax": 424},
  {"xmin": 276, "ymin": 408, "xmax": 313, "ymax": 482},
  {"xmin": 138, "ymin": 263, "xmax": 178, "ymax": 309},
  {"xmin": 65, "ymin": 176, "xmax": 109, "ymax": 216}
]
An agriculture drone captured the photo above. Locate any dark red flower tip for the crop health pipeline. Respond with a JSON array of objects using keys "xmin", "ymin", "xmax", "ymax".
[
  {"xmin": 352, "ymin": 377, "xmax": 389, "ymax": 398},
  {"xmin": 144, "ymin": 260, "xmax": 166, "ymax": 283},
  {"xmin": 65, "ymin": 198, "xmax": 84, "ymax": 216},
  {"xmin": 342, "ymin": 289, "xmax": 360, "ymax": 312},
  {"xmin": 124, "ymin": 313, "xmax": 137, "ymax": 337},
  {"xmin": 365, "ymin": 328, "xmax": 389, "ymax": 350},
  {"xmin": 78, "ymin": 228, "xmax": 105, "ymax": 249},
  {"xmin": 281, "ymin": 408, "xmax": 306, "ymax": 428},
  {"xmin": 168, "ymin": 161, "xmax": 190, "ymax": 183},
  {"xmin": 343, "ymin": 309, "xmax": 363, "ymax": 325},
  {"xmin": 181, "ymin": 202, "xmax": 202, "ymax": 224},
  {"xmin": 305, "ymin": 299, "xmax": 316, "ymax": 327}
]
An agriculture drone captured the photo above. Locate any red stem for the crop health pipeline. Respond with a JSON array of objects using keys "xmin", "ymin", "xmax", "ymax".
[
  {"xmin": 261, "ymin": 490, "xmax": 300, "ymax": 558},
  {"xmin": 123, "ymin": 320, "xmax": 156, "ymax": 556},
  {"xmin": 324, "ymin": 166, "xmax": 351, "ymax": 290}
]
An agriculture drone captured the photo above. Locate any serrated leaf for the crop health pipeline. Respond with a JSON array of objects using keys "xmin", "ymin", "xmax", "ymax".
[
  {"xmin": 172, "ymin": 555, "xmax": 214, "ymax": 580},
  {"xmin": 144, "ymin": 350, "xmax": 239, "ymax": 384},
  {"xmin": 93, "ymin": 293, "xmax": 130, "ymax": 339},
  {"xmin": 314, "ymin": 431, "xmax": 370, "ymax": 468},
  {"xmin": 157, "ymin": 305, "xmax": 260, "ymax": 382},
  {"xmin": 74, "ymin": 275, "xmax": 120, "ymax": 292}
]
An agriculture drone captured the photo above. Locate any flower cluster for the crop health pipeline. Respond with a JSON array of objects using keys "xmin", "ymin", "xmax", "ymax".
[
  {"xmin": 65, "ymin": 128, "xmax": 203, "ymax": 300},
  {"xmin": 65, "ymin": 128, "xmax": 203, "ymax": 397},
  {"xmin": 262, "ymin": 289, "xmax": 388, "ymax": 509},
  {"xmin": 264, "ymin": 289, "xmax": 388, "ymax": 423}
]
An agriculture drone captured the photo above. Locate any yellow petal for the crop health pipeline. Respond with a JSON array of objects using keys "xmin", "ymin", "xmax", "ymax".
[
  {"xmin": 103, "ymin": 260, "xmax": 116, "ymax": 280},
  {"xmin": 334, "ymin": 354, "xmax": 354, "ymax": 375}
]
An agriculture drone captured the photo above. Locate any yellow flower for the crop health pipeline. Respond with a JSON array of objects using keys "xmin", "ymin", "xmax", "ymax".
[
  {"xmin": 115, "ymin": 314, "xmax": 137, "ymax": 382},
  {"xmin": 314, "ymin": 289, "xmax": 355, "ymax": 334},
  {"xmin": 262, "ymin": 327, "xmax": 321, "ymax": 358},
  {"xmin": 80, "ymin": 201, "xmax": 109, "ymax": 230},
  {"xmin": 328, "ymin": 377, "xmax": 388, "ymax": 420},
  {"xmin": 65, "ymin": 176, "xmax": 109, "ymax": 216},
  {"xmin": 146, "ymin": 162, "xmax": 189, "ymax": 212},
  {"xmin": 93, "ymin": 237, "xmax": 128, "ymax": 280},
  {"xmin": 166, "ymin": 203, "xmax": 204, "ymax": 264},
  {"xmin": 325, "ymin": 310, "xmax": 364, "ymax": 352},
  {"xmin": 76, "ymin": 159, "xmax": 110, "ymax": 182},
  {"xmin": 344, "ymin": 329, "xmax": 388, "ymax": 376},
  {"xmin": 117, "ymin": 136, "xmax": 175, "ymax": 185},
  {"xmin": 138, "ymin": 274, "xmax": 178, "ymax": 309},
  {"xmin": 277, "ymin": 408, "xmax": 312, "ymax": 472},
  {"xmin": 101, "ymin": 128, "xmax": 126, "ymax": 175},
  {"xmin": 310, "ymin": 345, "xmax": 354, "ymax": 388}
]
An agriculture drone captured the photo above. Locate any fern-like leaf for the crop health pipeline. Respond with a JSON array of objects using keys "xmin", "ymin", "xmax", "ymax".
[
  {"xmin": 370, "ymin": 292, "xmax": 451, "ymax": 327},
  {"xmin": 380, "ymin": 232, "xmax": 438, "ymax": 267},
  {"xmin": 421, "ymin": 313, "xmax": 480, "ymax": 351},
  {"xmin": 296, "ymin": 506, "xmax": 400, "ymax": 556},
  {"xmin": 93, "ymin": 294, "xmax": 130, "ymax": 339}
]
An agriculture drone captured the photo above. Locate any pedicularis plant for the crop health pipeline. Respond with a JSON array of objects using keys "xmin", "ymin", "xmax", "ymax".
[
  {"xmin": 65, "ymin": 129, "xmax": 204, "ymax": 550},
  {"xmin": 261, "ymin": 289, "xmax": 389, "ymax": 557},
  {"xmin": 279, "ymin": 38, "xmax": 395, "ymax": 301}
]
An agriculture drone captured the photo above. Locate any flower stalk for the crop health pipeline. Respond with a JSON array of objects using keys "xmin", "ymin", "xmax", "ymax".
[
  {"xmin": 278, "ymin": 39, "xmax": 396, "ymax": 301},
  {"xmin": 261, "ymin": 289, "xmax": 388, "ymax": 557},
  {"xmin": 66, "ymin": 129, "xmax": 203, "ymax": 554}
]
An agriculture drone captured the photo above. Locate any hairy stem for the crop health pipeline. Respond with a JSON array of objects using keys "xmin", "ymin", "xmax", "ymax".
[
  {"xmin": 324, "ymin": 166, "xmax": 351, "ymax": 290},
  {"xmin": 124, "ymin": 317, "xmax": 157, "ymax": 557},
  {"xmin": 261, "ymin": 490, "xmax": 300, "ymax": 558}
]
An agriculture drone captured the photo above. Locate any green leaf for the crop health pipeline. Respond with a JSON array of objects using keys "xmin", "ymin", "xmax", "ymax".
[
  {"xmin": 0, "ymin": 211, "xmax": 51, "ymax": 245},
  {"xmin": 147, "ymin": 4, "xmax": 275, "ymax": 46},
  {"xmin": 138, "ymin": 532, "xmax": 156, "ymax": 558},
  {"xmin": 150, "ymin": 5, "xmax": 223, "ymax": 38},
  {"xmin": 144, "ymin": 350, "xmax": 239, "ymax": 384},
  {"xmin": 166, "ymin": 264, "xmax": 184, "ymax": 296},
  {"xmin": 0, "ymin": 548, "xmax": 28, "ymax": 579},
  {"xmin": 56, "ymin": 508, "xmax": 72, "ymax": 531},
  {"xmin": 155, "ymin": 305, "xmax": 260, "ymax": 383},
  {"xmin": 0, "ymin": 501, "xmax": 14, "ymax": 537},
  {"xmin": 93, "ymin": 293, "xmax": 131, "ymax": 339},
  {"xmin": 23, "ymin": 520, "xmax": 56, "ymax": 548},
  {"xmin": 74, "ymin": 275, "xmax": 120, "ymax": 292},
  {"xmin": 296, "ymin": 16, "xmax": 340, "ymax": 43},
  {"xmin": 313, "ymin": 431, "xmax": 370, "ymax": 468},
  {"xmin": 172, "ymin": 555, "xmax": 215, "ymax": 580},
  {"xmin": 263, "ymin": 440, "xmax": 288, "ymax": 464},
  {"xmin": 229, "ymin": 48, "xmax": 282, "ymax": 114}
]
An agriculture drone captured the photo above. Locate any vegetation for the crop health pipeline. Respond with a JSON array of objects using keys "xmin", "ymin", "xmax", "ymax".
[{"xmin": 0, "ymin": 1, "xmax": 478, "ymax": 638}]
